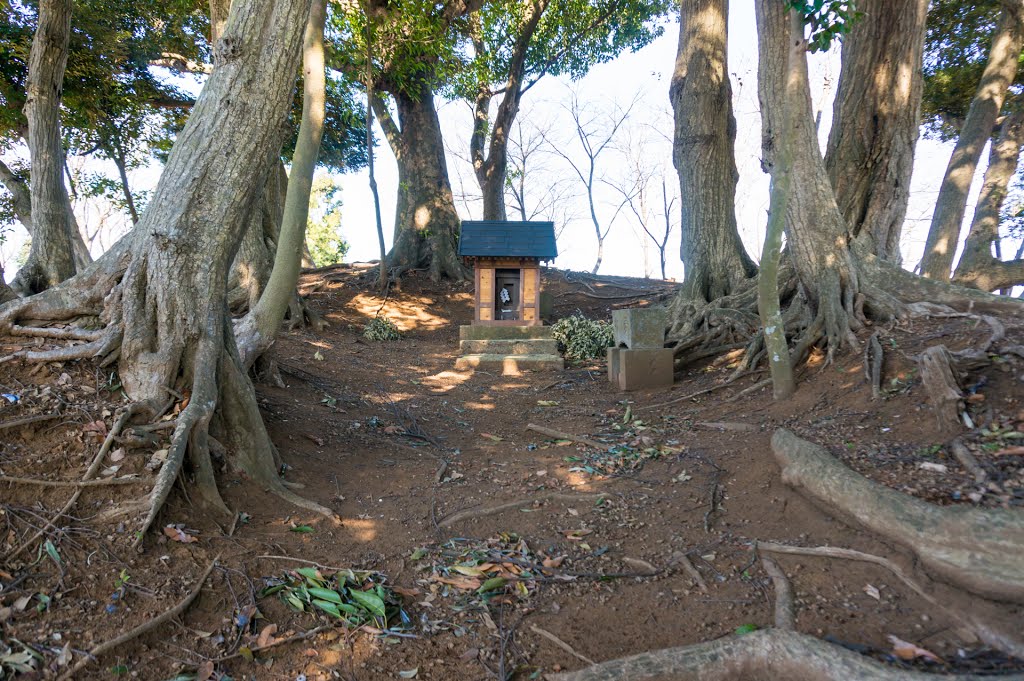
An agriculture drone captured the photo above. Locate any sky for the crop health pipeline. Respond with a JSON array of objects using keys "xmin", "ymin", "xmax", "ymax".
[{"xmin": 0, "ymin": 0, "xmax": 996, "ymax": 282}]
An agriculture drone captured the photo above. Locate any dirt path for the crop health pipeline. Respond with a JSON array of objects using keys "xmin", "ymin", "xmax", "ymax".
[{"xmin": 1, "ymin": 265, "xmax": 1022, "ymax": 679}]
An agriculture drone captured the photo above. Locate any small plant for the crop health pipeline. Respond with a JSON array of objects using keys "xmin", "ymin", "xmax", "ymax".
[
  {"xmin": 552, "ymin": 313, "xmax": 613, "ymax": 361},
  {"xmin": 363, "ymin": 316, "xmax": 402, "ymax": 341},
  {"xmin": 1, "ymin": 640, "xmax": 39, "ymax": 678}
]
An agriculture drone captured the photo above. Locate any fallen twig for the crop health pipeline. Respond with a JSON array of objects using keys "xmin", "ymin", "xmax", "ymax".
[
  {"xmin": 530, "ymin": 624, "xmax": 596, "ymax": 666},
  {"xmin": 439, "ymin": 492, "xmax": 607, "ymax": 528},
  {"xmin": 670, "ymin": 552, "xmax": 708, "ymax": 593},
  {"xmin": 256, "ymin": 554, "xmax": 359, "ymax": 573},
  {"xmin": 526, "ymin": 423, "xmax": 605, "ymax": 449},
  {"xmin": 0, "ymin": 412, "xmax": 61, "ymax": 431},
  {"xmin": 3, "ymin": 405, "xmax": 140, "ymax": 561},
  {"xmin": 0, "ymin": 475, "xmax": 143, "ymax": 488},
  {"xmin": 60, "ymin": 555, "xmax": 219, "ymax": 680},
  {"xmin": 214, "ymin": 624, "xmax": 330, "ymax": 663},
  {"xmin": 693, "ymin": 421, "xmax": 756, "ymax": 432},
  {"xmin": 759, "ymin": 554, "xmax": 794, "ymax": 630}
]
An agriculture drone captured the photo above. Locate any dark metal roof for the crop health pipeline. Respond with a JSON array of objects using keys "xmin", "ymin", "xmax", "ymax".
[{"xmin": 458, "ymin": 220, "xmax": 558, "ymax": 259}]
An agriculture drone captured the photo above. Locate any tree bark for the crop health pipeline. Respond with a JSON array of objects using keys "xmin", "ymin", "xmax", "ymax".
[
  {"xmin": 14, "ymin": 0, "xmax": 78, "ymax": 294},
  {"xmin": 381, "ymin": 84, "xmax": 468, "ymax": 281},
  {"xmin": 237, "ymin": 0, "xmax": 327, "ymax": 367},
  {"xmin": 671, "ymin": 0, "xmax": 756, "ymax": 302},
  {"xmin": 824, "ymin": 0, "xmax": 928, "ymax": 263},
  {"xmin": 755, "ymin": 0, "xmax": 862, "ymax": 351},
  {"xmin": 953, "ymin": 108, "xmax": 1024, "ymax": 291},
  {"xmin": 920, "ymin": 1, "xmax": 1024, "ymax": 280}
]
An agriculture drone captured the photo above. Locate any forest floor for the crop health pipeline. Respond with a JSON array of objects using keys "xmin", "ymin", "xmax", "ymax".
[{"xmin": 1, "ymin": 264, "xmax": 1023, "ymax": 680}]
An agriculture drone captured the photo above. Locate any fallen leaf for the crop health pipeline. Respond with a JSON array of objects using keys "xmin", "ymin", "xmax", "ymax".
[
  {"xmin": 392, "ymin": 586, "xmax": 421, "ymax": 598},
  {"xmin": 383, "ymin": 425, "xmax": 403, "ymax": 435},
  {"xmin": 303, "ymin": 648, "xmax": 319, "ymax": 657},
  {"xmin": 432, "ymin": 575, "xmax": 482, "ymax": 590},
  {"xmin": 146, "ymin": 449, "xmax": 168, "ymax": 471},
  {"xmin": 675, "ymin": 470, "xmax": 692, "ymax": 483},
  {"xmin": 562, "ymin": 529, "xmax": 593, "ymax": 540},
  {"xmin": 257, "ymin": 623, "xmax": 279, "ymax": 648},
  {"xmin": 195, "ymin": 660, "xmax": 215, "ymax": 680},
  {"xmin": 13, "ymin": 595, "xmax": 31, "ymax": 611},
  {"xmin": 888, "ymin": 635, "xmax": 941, "ymax": 663},
  {"xmin": 480, "ymin": 433, "xmax": 504, "ymax": 442},
  {"xmin": 314, "ymin": 350, "xmax": 324, "ymax": 361},
  {"xmin": 108, "ymin": 448, "xmax": 126, "ymax": 463},
  {"xmin": 163, "ymin": 525, "xmax": 198, "ymax": 543},
  {"xmin": 537, "ymin": 400, "xmax": 559, "ymax": 407},
  {"xmin": 399, "ymin": 669, "xmax": 418, "ymax": 679},
  {"xmin": 863, "ymin": 584, "xmax": 881, "ymax": 600},
  {"xmin": 542, "ymin": 556, "xmax": 565, "ymax": 569},
  {"xmin": 993, "ymin": 446, "xmax": 1024, "ymax": 456}
]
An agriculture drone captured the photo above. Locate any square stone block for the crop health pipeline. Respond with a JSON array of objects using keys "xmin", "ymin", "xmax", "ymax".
[
  {"xmin": 607, "ymin": 347, "xmax": 621, "ymax": 383},
  {"xmin": 613, "ymin": 348, "xmax": 674, "ymax": 391},
  {"xmin": 612, "ymin": 307, "xmax": 667, "ymax": 349}
]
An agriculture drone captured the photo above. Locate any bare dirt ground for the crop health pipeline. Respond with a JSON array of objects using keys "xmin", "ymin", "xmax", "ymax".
[{"xmin": 1, "ymin": 263, "xmax": 1023, "ymax": 680}]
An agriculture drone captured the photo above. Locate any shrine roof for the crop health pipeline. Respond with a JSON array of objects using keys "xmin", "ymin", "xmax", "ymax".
[{"xmin": 458, "ymin": 220, "xmax": 558, "ymax": 260}]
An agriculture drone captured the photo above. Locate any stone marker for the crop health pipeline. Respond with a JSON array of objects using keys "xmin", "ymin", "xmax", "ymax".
[{"xmin": 612, "ymin": 307, "xmax": 667, "ymax": 349}]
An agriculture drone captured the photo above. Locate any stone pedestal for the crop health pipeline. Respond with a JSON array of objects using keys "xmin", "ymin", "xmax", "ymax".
[
  {"xmin": 607, "ymin": 347, "xmax": 674, "ymax": 391},
  {"xmin": 612, "ymin": 307, "xmax": 667, "ymax": 349}
]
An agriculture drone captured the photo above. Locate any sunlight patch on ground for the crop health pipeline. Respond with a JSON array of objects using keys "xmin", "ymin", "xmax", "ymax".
[
  {"xmin": 491, "ymin": 382, "xmax": 532, "ymax": 391},
  {"xmin": 343, "ymin": 518, "xmax": 377, "ymax": 542},
  {"xmin": 465, "ymin": 401, "xmax": 495, "ymax": 411},
  {"xmin": 420, "ymin": 369, "xmax": 473, "ymax": 394},
  {"xmin": 346, "ymin": 293, "xmax": 450, "ymax": 331}
]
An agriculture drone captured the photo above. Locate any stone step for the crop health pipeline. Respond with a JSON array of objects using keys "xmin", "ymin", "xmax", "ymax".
[
  {"xmin": 455, "ymin": 353, "xmax": 564, "ymax": 374},
  {"xmin": 459, "ymin": 324, "xmax": 554, "ymax": 341},
  {"xmin": 459, "ymin": 339, "xmax": 559, "ymax": 355}
]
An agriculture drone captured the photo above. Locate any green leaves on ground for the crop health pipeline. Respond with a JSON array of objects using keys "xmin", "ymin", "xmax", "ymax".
[{"xmin": 259, "ymin": 567, "xmax": 409, "ymax": 633}]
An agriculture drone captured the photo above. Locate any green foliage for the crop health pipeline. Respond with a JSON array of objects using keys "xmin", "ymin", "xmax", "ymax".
[
  {"xmin": 552, "ymin": 312, "xmax": 613, "ymax": 361},
  {"xmin": 922, "ymin": 0, "xmax": 1016, "ymax": 140},
  {"xmin": 452, "ymin": 0, "xmax": 670, "ymax": 100},
  {"xmin": 364, "ymin": 316, "xmax": 402, "ymax": 341},
  {"xmin": 305, "ymin": 175, "xmax": 349, "ymax": 266},
  {"xmin": 787, "ymin": 0, "xmax": 861, "ymax": 53},
  {"xmin": 259, "ymin": 566, "xmax": 410, "ymax": 631}
]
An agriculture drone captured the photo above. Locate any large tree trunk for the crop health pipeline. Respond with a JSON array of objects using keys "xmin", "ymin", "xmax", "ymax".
[
  {"xmin": 824, "ymin": 0, "xmax": 928, "ymax": 263},
  {"xmin": 378, "ymin": 84, "xmax": 468, "ymax": 281},
  {"xmin": 920, "ymin": 1, "xmax": 1024, "ymax": 280},
  {"xmin": 227, "ymin": 161, "xmax": 287, "ymax": 311},
  {"xmin": 671, "ymin": 0, "xmax": 756, "ymax": 303},
  {"xmin": 953, "ymin": 108, "xmax": 1024, "ymax": 290},
  {"xmin": 14, "ymin": 0, "xmax": 78, "ymax": 295},
  {"xmin": 237, "ymin": 0, "xmax": 327, "ymax": 366},
  {"xmin": 755, "ymin": 0, "xmax": 864, "ymax": 351}
]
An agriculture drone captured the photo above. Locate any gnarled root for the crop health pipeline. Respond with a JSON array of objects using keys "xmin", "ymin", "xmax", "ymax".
[
  {"xmin": 546, "ymin": 629, "xmax": 1022, "ymax": 681},
  {"xmin": 772, "ymin": 428, "xmax": 1024, "ymax": 603}
]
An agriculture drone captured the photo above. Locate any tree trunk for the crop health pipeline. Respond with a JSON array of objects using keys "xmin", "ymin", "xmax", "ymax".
[
  {"xmin": 227, "ymin": 159, "xmax": 287, "ymax": 311},
  {"xmin": 824, "ymin": 0, "xmax": 928, "ymax": 263},
  {"xmin": 755, "ymin": 0, "xmax": 862, "ymax": 351},
  {"xmin": 0, "ymin": 156, "xmax": 91, "ymax": 272},
  {"xmin": 14, "ymin": 0, "xmax": 78, "ymax": 295},
  {"xmin": 920, "ymin": 1, "xmax": 1024, "ymax": 280},
  {"xmin": 671, "ymin": 0, "xmax": 756, "ymax": 303},
  {"xmin": 953, "ymin": 108, "xmax": 1024, "ymax": 290},
  {"xmin": 382, "ymin": 84, "xmax": 468, "ymax": 281},
  {"xmin": 237, "ymin": 0, "xmax": 327, "ymax": 366},
  {"xmin": 470, "ymin": 0, "xmax": 548, "ymax": 221}
]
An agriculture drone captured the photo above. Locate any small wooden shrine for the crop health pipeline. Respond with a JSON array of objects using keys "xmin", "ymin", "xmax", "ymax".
[{"xmin": 458, "ymin": 220, "xmax": 557, "ymax": 326}]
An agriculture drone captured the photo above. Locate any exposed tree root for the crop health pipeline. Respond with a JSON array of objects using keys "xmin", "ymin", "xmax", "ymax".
[
  {"xmin": 669, "ymin": 552, "xmax": 708, "ymax": 593},
  {"xmin": 59, "ymin": 554, "xmax": 219, "ymax": 680},
  {"xmin": 917, "ymin": 345, "xmax": 965, "ymax": 433},
  {"xmin": 546, "ymin": 629, "xmax": 1024, "ymax": 681},
  {"xmin": 757, "ymin": 541, "xmax": 1024, "ymax": 658},
  {"xmin": 759, "ymin": 554, "xmax": 794, "ymax": 630},
  {"xmin": 771, "ymin": 428, "xmax": 1024, "ymax": 603},
  {"xmin": 950, "ymin": 437, "xmax": 988, "ymax": 485},
  {"xmin": 439, "ymin": 492, "xmax": 608, "ymax": 528},
  {"xmin": 863, "ymin": 331, "xmax": 883, "ymax": 400}
]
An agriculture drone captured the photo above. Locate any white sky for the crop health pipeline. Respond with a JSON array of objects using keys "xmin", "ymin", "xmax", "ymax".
[{"xmin": 1, "ymin": 1, "xmax": 995, "ymax": 281}]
